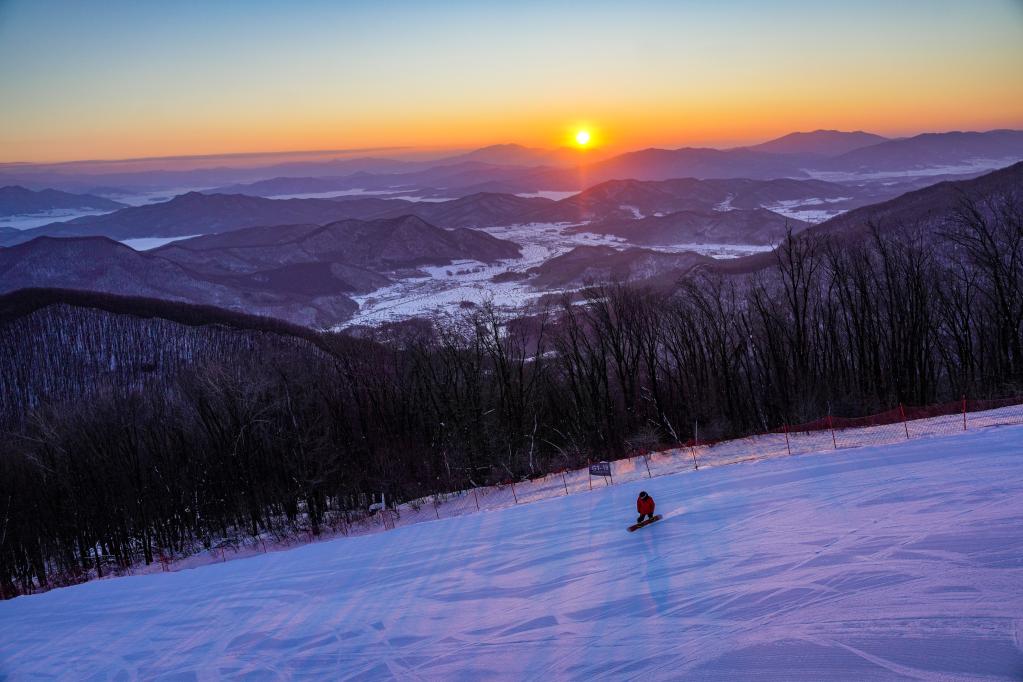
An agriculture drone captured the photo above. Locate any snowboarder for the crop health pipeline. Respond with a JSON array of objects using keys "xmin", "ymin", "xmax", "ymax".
[{"xmin": 636, "ymin": 491, "xmax": 655, "ymax": 525}]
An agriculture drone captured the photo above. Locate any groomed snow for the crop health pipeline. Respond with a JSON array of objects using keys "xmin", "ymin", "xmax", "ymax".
[{"xmin": 2, "ymin": 423, "xmax": 1022, "ymax": 679}]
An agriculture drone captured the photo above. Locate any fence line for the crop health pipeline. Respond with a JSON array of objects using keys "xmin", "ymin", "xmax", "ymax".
[{"xmin": 355, "ymin": 396, "xmax": 1023, "ymax": 536}]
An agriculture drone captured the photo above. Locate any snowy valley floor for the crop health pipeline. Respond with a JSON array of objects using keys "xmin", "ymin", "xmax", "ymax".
[{"xmin": 2, "ymin": 426, "xmax": 1023, "ymax": 679}]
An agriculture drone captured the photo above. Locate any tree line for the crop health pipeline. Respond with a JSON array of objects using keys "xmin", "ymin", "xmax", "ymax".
[{"xmin": 1, "ymin": 192, "xmax": 1020, "ymax": 597}]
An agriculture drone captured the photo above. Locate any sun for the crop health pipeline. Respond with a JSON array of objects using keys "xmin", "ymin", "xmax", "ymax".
[{"xmin": 575, "ymin": 129, "xmax": 591, "ymax": 146}]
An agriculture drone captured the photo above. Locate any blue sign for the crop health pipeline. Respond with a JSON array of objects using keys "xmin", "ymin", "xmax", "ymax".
[{"xmin": 589, "ymin": 461, "xmax": 612, "ymax": 477}]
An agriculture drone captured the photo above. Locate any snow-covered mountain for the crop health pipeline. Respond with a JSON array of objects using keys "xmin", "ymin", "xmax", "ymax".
[{"xmin": 2, "ymin": 420, "xmax": 1020, "ymax": 678}]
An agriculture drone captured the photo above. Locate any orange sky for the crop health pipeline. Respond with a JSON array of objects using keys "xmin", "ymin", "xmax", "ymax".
[{"xmin": 1, "ymin": 1, "xmax": 1021, "ymax": 163}]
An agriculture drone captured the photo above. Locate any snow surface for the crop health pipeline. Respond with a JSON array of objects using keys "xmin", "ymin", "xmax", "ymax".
[
  {"xmin": 804, "ymin": 158, "xmax": 1020, "ymax": 184},
  {"xmin": 2, "ymin": 418, "xmax": 1022, "ymax": 679},
  {"xmin": 121, "ymin": 235, "xmax": 201, "ymax": 251},
  {"xmin": 516, "ymin": 190, "xmax": 580, "ymax": 201},
  {"xmin": 343, "ymin": 222, "xmax": 769, "ymax": 327},
  {"xmin": 765, "ymin": 197, "xmax": 852, "ymax": 223},
  {"xmin": 268, "ymin": 189, "xmax": 452, "ymax": 202}
]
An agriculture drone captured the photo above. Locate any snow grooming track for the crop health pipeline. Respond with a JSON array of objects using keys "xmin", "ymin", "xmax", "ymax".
[{"xmin": 2, "ymin": 428, "xmax": 1023, "ymax": 679}]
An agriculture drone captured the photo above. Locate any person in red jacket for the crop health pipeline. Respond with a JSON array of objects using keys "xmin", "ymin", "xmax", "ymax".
[{"xmin": 636, "ymin": 491, "xmax": 655, "ymax": 524}]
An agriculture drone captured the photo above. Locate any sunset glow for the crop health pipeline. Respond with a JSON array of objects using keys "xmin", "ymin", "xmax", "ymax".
[
  {"xmin": 0, "ymin": 0, "xmax": 1021, "ymax": 163},
  {"xmin": 575, "ymin": 130, "xmax": 591, "ymax": 146}
]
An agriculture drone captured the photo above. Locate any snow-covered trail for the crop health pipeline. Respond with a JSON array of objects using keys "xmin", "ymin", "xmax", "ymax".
[{"xmin": 3, "ymin": 428, "xmax": 1023, "ymax": 680}]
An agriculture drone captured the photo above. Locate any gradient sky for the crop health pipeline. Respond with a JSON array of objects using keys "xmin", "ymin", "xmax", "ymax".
[{"xmin": 1, "ymin": 0, "xmax": 1022, "ymax": 163}]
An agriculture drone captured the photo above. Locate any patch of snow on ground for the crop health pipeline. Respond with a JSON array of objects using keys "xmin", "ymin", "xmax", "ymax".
[
  {"xmin": 805, "ymin": 157, "xmax": 1021, "ymax": 183},
  {"xmin": 343, "ymin": 223, "xmax": 571, "ymax": 327},
  {"xmin": 647, "ymin": 242, "xmax": 774, "ymax": 259},
  {"xmin": 3, "ymin": 412, "xmax": 1022, "ymax": 679},
  {"xmin": 516, "ymin": 190, "xmax": 580, "ymax": 201},
  {"xmin": 249, "ymin": 188, "xmax": 452, "ymax": 202},
  {"xmin": 120, "ymin": 235, "xmax": 201, "ymax": 251},
  {"xmin": 766, "ymin": 197, "xmax": 853, "ymax": 223},
  {"xmin": 343, "ymin": 222, "xmax": 775, "ymax": 326},
  {"xmin": 266, "ymin": 188, "xmax": 409, "ymax": 200}
]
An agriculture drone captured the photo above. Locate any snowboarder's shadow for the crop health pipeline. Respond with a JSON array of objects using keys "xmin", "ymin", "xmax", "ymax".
[{"xmin": 636, "ymin": 521, "xmax": 673, "ymax": 618}]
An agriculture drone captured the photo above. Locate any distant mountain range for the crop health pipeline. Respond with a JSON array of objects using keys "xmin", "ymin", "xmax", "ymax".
[
  {"xmin": 0, "ymin": 192, "xmax": 387, "ymax": 245},
  {"xmin": 0, "ymin": 236, "xmax": 360, "ymax": 326},
  {"xmin": 1, "ymin": 176, "xmax": 866, "ymax": 247},
  {"xmin": 522, "ymin": 245, "xmax": 711, "ymax": 289},
  {"xmin": 811, "ymin": 159, "xmax": 1023, "ymax": 238},
  {"xmin": 155, "ymin": 215, "xmax": 520, "ymax": 276},
  {"xmin": 0, "ymin": 214, "xmax": 521, "ymax": 326},
  {"xmin": 4, "ymin": 129, "xmax": 1020, "ymax": 200},
  {"xmin": 575, "ymin": 208, "xmax": 805, "ymax": 246},
  {"xmin": 743, "ymin": 130, "xmax": 889, "ymax": 157},
  {"xmin": 368, "ymin": 193, "xmax": 552, "ymax": 228},
  {"xmin": 814, "ymin": 130, "xmax": 1023, "ymax": 173},
  {"xmin": 712, "ymin": 160, "xmax": 1023, "ymax": 276},
  {"xmin": 534, "ymin": 177, "xmax": 852, "ymax": 223},
  {"xmin": 0, "ymin": 185, "xmax": 125, "ymax": 216},
  {"xmin": 3, "ymin": 163, "xmax": 1019, "ymax": 328}
]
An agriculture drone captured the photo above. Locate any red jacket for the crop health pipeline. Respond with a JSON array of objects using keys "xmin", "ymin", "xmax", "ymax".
[{"xmin": 637, "ymin": 495, "xmax": 655, "ymax": 515}]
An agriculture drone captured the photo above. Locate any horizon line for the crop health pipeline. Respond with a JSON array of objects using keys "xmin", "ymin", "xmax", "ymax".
[{"xmin": 3, "ymin": 125, "xmax": 1023, "ymax": 169}]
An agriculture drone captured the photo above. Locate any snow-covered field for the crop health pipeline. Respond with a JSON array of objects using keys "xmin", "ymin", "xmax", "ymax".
[
  {"xmin": 343, "ymin": 222, "xmax": 770, "ymax": 327},
  {"xmin": 3, "ymin": 417, "xmax": 1022, "ymax": 679},
  {"xmin": 268, "ymin": 189, "xmax": 453, "ymax": 202},
  {"xmin": 344, "ymin": 222, "xmax": 588, "ymax": 326},
  {"xmin": 766, "ymin": 197, "xmax": 853, "ymax": 223},
  {"xmin": 516, "ymin": 190, "xmax": 580, "ymax": 201},
  {"xmin": 121, "ymin": 235, "xmax": 201, "ymax": 251},
  {"xmin": 805, "ymin": 158, "xmax": 1020, "ymax": 184}
]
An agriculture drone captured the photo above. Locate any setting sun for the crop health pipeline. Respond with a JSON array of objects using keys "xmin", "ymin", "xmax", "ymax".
[{"xmin": 575, "ymin": 130, "xmax": 591, "ymax": 146}]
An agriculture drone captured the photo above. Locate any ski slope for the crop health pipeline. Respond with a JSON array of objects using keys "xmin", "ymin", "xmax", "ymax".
[{"xmin": 2, "ymin": 427, "xmax": 1023, "ymax": 679}]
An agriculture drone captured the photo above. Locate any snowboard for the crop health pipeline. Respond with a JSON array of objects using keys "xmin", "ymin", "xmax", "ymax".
[{"xmin": 628, "ymin": 514, "xmax": 662, "ymax": 532}]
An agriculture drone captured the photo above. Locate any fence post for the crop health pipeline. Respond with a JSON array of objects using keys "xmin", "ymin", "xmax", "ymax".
[
  {"xmin": 433, "ymin": 496, "xmax": 441, "ymax": 519},
  {"xmin": 510, "ymin": 480, "xmax": 519, "ymax": 504},
  {"xmin": 899, "ymin": 403, "xmax": 910, "ymax": 440},
  {"xmin": 561, "ymin": 470, "xmax": 569, "ymax": 495},
  {"xmin": 784, "ymin": 424, "xmax": 791, "ymax": 456},
  {"xmin": 472, "ymin": 487, "xmax": 480, "ymax": 512},
  {"xmin": 690, "ymin": 443, "xmax": 699, "ymax": 469},
  {"xmin": 643, "ymin": 453, "xmax": 652, "ymax": 478},
  {"xmin": 587, "ymin": 460, "xmax": 593, "ymax": 491},
  {"xmin": 828, "ymin": 415, "xmax": 837, "ymax": 449},
  {"xmin": 962, "ymin": 395, "xmax": 967, "ymax": 431}
]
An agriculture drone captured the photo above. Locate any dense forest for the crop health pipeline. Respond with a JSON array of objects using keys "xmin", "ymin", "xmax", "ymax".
[{"xmin": 1, "ymin": 192, "xmax": 1021, "ymax": 597}]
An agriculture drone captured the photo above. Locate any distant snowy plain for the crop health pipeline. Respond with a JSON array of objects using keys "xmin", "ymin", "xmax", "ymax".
[
  {"xmin": 343, "ymin": 222, "xmax": 771, "ymax": 328},
  {"xmin": 2, "ymin": 422, "xmax": 1021, "ymax": 679}
]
